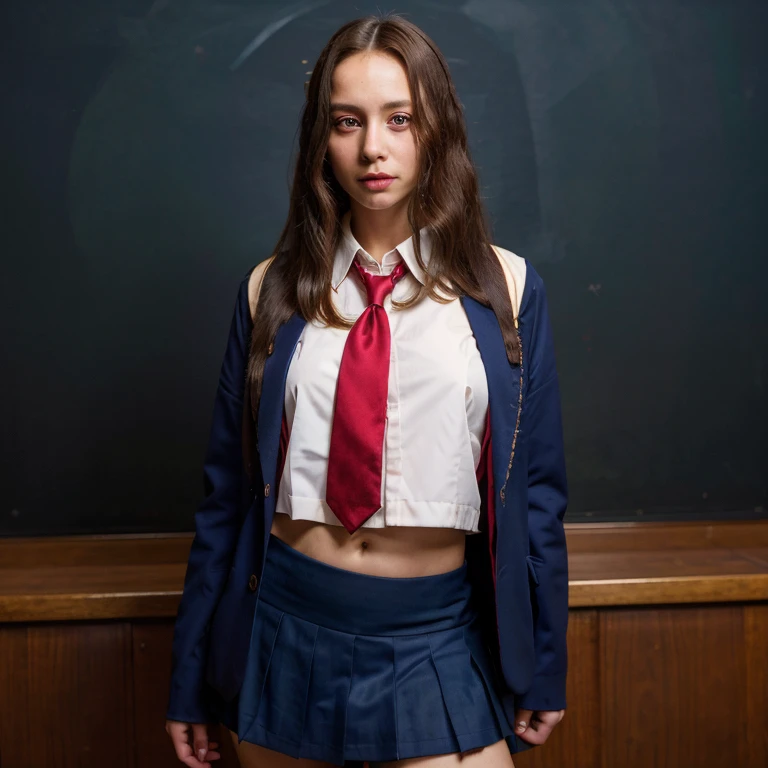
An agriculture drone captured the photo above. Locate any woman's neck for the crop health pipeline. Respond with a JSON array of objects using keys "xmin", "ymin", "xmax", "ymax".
[{"xmin": 348, "ymin": 202, "xmax": 412, "ymax": 264}]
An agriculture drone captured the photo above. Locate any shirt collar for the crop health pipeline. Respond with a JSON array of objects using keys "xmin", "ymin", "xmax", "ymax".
[{"xmin": 332, "ymin": 208, "xmax": 433, "ymax": 290}]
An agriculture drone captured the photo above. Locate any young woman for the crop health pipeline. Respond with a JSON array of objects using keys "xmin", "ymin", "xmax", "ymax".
[{"xmin": 166, "ymin": 13, "xmax": 568, "ymax": 768}]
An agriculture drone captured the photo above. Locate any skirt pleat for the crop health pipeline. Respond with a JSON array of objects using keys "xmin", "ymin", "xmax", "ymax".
[
  {"xmin": 427, "ymin": 622, "xmax": 509, "ymax": 752},
  {"xmin": 220, "ymin": 534, "xmax": 512, "ymax": 766},
  {"xmin": 344, "ymin": 635, "xmax": 399, "ymax": 761},
  {"xmin": 463, "ymin": 621, "xmax": 514, "ymax": 737},
  {"xmin": 302, "ymin": 626, "xmax": 356, "ymax": 759}
]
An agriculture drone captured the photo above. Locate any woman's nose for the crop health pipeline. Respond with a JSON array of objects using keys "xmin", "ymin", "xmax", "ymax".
[{"xmin": 361, "ymin": 124, "xmax": 386, "ymax": 162}]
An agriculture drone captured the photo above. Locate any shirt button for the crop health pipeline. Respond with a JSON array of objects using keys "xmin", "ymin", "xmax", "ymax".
[
  {"xmin": 248, "ymin": 574, "xmax": 258, "ymax": 592},
  {"xmin": 264, "ymin": 483, "xmax": 271, "ymax": 497}
]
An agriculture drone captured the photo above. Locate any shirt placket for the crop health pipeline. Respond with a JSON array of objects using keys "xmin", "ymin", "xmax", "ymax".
[{"xmin": 383, "ymin": 287, "xmax": 402, "ymax": 526}]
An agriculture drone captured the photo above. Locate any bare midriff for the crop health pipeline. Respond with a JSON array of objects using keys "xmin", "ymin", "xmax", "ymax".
[{"xmin": 269, "ymin": 513, "xmax": 467, "ymax": 577}]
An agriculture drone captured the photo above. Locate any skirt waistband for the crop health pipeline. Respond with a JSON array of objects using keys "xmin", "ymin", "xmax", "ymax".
[{"xmin": 260, "ymin": 533, "xmax": 476, "ymax": 636}]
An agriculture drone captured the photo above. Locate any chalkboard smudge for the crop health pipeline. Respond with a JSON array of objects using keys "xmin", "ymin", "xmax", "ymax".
[{"xmin": 230, "ymin": 0, "xmax": 333, "ymax": 72}]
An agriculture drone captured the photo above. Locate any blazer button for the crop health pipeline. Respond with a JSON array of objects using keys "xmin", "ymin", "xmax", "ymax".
[
  {"xmin": 267, "ymin": 342, "xmax": 274, "ymax": 355},
  {"xmin": 264, "ymin": 483, "xmax": 270, "ymax": 497},
  {"xmin": 248, "ymin": 574, "xmax": 258, "ymax": 592}
]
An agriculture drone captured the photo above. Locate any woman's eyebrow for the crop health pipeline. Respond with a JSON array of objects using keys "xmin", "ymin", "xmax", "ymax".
[{"xmin": 330, "ymin": 100, "xmax": 412, "ymax": 112}]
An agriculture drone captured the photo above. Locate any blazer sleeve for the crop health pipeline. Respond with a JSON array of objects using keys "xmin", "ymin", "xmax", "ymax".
[
  {"xmin": 517, "ymin": 273, "xmax": 569, "ymax": 712},
  {"xmin": 165, "ymin": 274, "xmax": 253, "ymax": 723}
]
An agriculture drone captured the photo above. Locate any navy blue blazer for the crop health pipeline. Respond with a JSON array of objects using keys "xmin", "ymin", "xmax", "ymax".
[{"xmin": 166, "ymin": 258, "xmax": 569, "ymax": 753}]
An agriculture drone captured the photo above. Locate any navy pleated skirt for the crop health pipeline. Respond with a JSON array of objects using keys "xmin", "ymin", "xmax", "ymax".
[{"xmin": 216, "ymin": 532, "xmax": 512, "ymax": 766}]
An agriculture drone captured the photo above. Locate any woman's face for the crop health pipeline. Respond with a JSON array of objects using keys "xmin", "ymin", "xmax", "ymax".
[{"xmin": 326, "ymin": 51, "xmax": 420, "ymax": 216}]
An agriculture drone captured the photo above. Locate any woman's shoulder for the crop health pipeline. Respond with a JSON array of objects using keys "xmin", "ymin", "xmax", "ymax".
[
  {"xmin": 489, "ymin": 244, "xmax": 551, "ymax": 321},
  {"xmin": 489, "ymin": 243, "xmax": 527, "ymax": 317},
  {"xmin": 245, "ymin": 255, "xmax": 277, "ymax": 321}
]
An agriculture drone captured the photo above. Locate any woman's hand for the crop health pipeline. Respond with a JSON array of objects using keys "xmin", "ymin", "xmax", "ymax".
[
  {"xmin": 513, "ymin": 707, "xmax": 565, "ymax": 745},
  {"xmin": 165, "ymin": 720, "xmax": 222, "ymax": 767}
]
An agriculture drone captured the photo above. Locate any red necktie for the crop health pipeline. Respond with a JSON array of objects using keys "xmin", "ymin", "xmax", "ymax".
[{"xmin": 325, "ymin": 258, "xmax": 409, "ymax": 533}]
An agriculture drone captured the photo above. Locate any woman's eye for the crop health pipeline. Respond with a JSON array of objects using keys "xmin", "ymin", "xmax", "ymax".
[{"xmin": 334, "ymin": 115, "xmax": 411, "ymax": 129}]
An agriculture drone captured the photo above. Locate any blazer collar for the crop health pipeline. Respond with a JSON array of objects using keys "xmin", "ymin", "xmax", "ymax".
[{"xmin": 331, "ymin": 209, "xmax": 433, "ymax": 289}]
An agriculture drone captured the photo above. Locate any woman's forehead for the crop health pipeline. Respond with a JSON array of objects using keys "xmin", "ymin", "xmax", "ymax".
[{"xmin": 331, "ymin": 52, "xmax": 411, "ymax": 103}]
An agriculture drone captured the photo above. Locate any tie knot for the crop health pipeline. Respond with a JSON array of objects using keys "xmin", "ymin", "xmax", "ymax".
[{"xmin": 353, "ymin": 259, "xmax": 408, "ymax": 306}]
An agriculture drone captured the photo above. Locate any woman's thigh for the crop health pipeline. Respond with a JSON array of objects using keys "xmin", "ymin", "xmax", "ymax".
[
  {"xmin": 225, "ymin": 726, "xmax": 337, "ymax": 768},
  {"xmin": 372, "ymin": 739, "xmax": 516, "ymax": 768}
]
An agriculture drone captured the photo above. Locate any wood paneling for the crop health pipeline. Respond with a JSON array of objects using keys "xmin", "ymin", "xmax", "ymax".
[
  {"xmin": 0, "ymin": 533, "xmax": 192, "ymax": 568},
  {"xmin": 133, "ymin": 621, "xmax": 240, "ymax": 768},
  {"xmin": 0, "ymin": 622, "xmax": 135, "ymax": 768},
  {"xmin": 1, "ymin": 606, "xmax": 766, "ymax": 767},
  {"xmin": 567, "ymin": 523, "xmax": 768, "ymax": 607},
  {"xmin": 9, "ymin": 549, "xmax": 765, "ymax": 622},
  {"xmin": 744, "ymin": 604, "xmax": 768, "ymax": 768},
  {"xmin": 132, "ymin": 621, "xmax": 241, "ymax": 768},
  {"xmin": 132, "ymin": 622, "xmax": 179, "ymax": 768},
  {"xmin": 0, "ymin": 625, "xmax": 31, "ymax": 767},
  {"xmin": 1, "ymin": 522, "xmax": 767, "ymax": 767},
  {"xmin": 565, "ymin": 520, "xmax": 768, "ymax": 551},
  {"xmin": 516, "ymin": 610, "xmax": 600, "ymax": 768},
  {"xmin": 600, "ymin": 606, "xmax": 749, "ymax": 768},
  {"xmin": 0, "ymin": 563, "xmax": 186, "ymax": 622},
  {"xmin": 3, "ymin": 524, "xmax": 767, "ymax": 622}
]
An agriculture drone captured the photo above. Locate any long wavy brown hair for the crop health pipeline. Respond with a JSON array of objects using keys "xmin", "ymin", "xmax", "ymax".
[{"xmin": 244, "ymin": 13, "xmax": 520, "ymax": 476}]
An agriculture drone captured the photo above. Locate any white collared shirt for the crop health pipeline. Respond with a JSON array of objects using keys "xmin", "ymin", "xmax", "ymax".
[{"xmin": 275, "ymin": 209, "xmax": 489, "ymax": 534}]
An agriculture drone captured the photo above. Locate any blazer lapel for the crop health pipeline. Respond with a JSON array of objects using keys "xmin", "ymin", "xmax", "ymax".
[
  {"xmin": 257, "ymin": 313, "xmax": 306, "ymax": 491},
  {"xmin": 460, "ymin": 296, "xmax": 521, "ymax": 512}
]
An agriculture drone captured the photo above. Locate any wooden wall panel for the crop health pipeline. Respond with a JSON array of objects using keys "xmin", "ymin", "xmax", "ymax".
[
  {"xmin": 0, "ymin": 622, "xmax": 135, "ymax": 768},
  {"xmin": 1, "ymin": 525, "xmax": 765, "ymax": 767},
  {"xmin": 1, "ymin": 605, "xmax": 765, "ymax": 768},
  {"xmin": 516, "ymin": 610, "xmax": 600, "ymax": 768},
  {"xmin": 600, "ymin": 606, "xmax": 748, "ymax": 768},
  {"xmin": 132, "ymin": 621, "xmax": 179, "ymax": 768},
  {"xmin": 744, "ymin": 604, "xmax": 768, "ymax": 768},
  {"xmin": 0, "ymin": 625, "xmax": 32, "ymax": 768},
  {"xmin": 132, "ymin": 621, "xmax": 241, "ymax": 768}
]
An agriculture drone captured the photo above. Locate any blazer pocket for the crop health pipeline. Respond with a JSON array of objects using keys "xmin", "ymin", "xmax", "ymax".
[{"xmin": 526, "ymin": 554, "xmax": 544, "ymax": 587}]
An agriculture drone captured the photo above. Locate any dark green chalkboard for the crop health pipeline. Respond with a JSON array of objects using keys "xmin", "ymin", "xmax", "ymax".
[{"xmin": 2, "ymin": 0, "xmax": 765, "ymax": 535}]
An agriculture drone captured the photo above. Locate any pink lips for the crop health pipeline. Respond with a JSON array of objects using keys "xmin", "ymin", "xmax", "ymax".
[{"xmin": 360, "ymin": 177, "xmax": 395, "ymax": 191}]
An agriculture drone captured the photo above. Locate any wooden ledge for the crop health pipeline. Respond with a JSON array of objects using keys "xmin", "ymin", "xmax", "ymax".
[{"xmin": 1, "ymin": 522, "xmax": 766, "ymax": 622}]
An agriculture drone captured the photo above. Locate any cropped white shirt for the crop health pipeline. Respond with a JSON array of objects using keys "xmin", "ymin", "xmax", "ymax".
[{"xmin": 274, "ymin": 209, "xmax": 489, "ymax": 534}]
